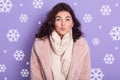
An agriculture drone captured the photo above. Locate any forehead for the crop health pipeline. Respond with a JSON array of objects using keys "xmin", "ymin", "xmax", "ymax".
[{"xmin": 56, "ymin": 11, "xmax": 72, "ymax": 17}]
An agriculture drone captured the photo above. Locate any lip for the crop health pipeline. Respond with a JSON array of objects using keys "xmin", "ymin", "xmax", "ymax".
[{"xmin": 60, "ymin": 27, "xmax": 65, "ymax": 31}]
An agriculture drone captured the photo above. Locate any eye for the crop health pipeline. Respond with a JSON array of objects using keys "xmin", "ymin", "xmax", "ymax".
[
  {"xmin": 55, "ymin": 18, "xmax": 61, "ymax": 21},
  {"xmin": 66, "ymin": 18, "xmax": 71, "ymax": 21}
]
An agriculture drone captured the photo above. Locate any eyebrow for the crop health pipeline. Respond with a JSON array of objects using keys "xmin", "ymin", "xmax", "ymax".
[{"xmin": 56, "ymin": 16, "xmax": 72, "ymax": 18}]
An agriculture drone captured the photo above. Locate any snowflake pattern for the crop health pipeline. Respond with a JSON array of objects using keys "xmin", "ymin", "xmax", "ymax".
[
  {"xmin": 0, "ymin": 0, "xmax": 13, "ymax": 12},
  {"xmin": 6, "ymin": 29, "xmax": 21, "ymax": 42},
  {"xmin": 19, "ymin": 14, "xmax": 28, "ymax": 22},
  {"xmin": 0, "ymin": 0, "xmax": 120, "ymax": 79},
  {"xmin": 32, "ymin": 0, "xmax": 43, "ymax": 8},
  {"xmin": 103, "ymin": 54, "xmax": 115, "ymax": 64},
  {"xmin": 3, "ymin": 50, "xmax": 7, "ymax": 53},
  {"xmin": 91, "ymin": 68, "xmax": 104, "ymax": 80},
  {"xmin": 19, "ymin": 3, "xmax": 23, "ymax": 7},
  {"xmin": 38, "ymin": 21, "xmax": 41, "ymax": 24},
  {"xmin": 115, "ymin": 46, "xmax": 119, "ymax": 50},
  {"xmin": 99, "ymin": 25, "xmax": 102, "ymax": 29},
  {"xmin": 83, "ymin": 14, "xmax": 92, "ymax": 23},
  {"xmin": 4, "ymin": 77, "xmax": 7, "ymax": 80},
  {"xmin": 100, "ymin": 5, "xmax": 112, "ymax": 16},
  {"xmin": 115, "ymin": 3, "xmax": 119, "ymax": 7},
  {"xmin": 73, "ymin": 2, "xmax": 77, "ymax": 6},
  {"xmin": 0, "ymin": 64, "xmax": 6, "ymax": 72},
  {"xmin": 21, "ymin": 69, "xmax": 29, "ymax": 77},
  {"xmin": 92, "ymin": 38, "xmax": 100, "ymax": 45},
  {"xmin": 13, "ymin": 50, "xmax": 25, "ymax": 61},
  {"xmin": 26, "ymin": 62, "xmax": 29, "ymax": 65},
  {"xmin": 109, "ymin": 26, "xmax": 120, "ymax": 41}
]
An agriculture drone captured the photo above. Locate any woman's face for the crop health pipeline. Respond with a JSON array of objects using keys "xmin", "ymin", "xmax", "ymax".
[{"xmin": 55, "ymin": 11, "xmax": 74, "ymax": 37}]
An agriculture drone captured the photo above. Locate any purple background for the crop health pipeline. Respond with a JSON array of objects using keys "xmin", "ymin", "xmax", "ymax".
[{"xmin": 0, "ymin": 0, "xmax": 120, "ymax": 80}]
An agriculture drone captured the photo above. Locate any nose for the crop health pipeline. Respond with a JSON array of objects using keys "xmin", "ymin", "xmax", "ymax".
[{"xmin": 61, "ymin": 20, "xmax": 65, "ymax": 26}]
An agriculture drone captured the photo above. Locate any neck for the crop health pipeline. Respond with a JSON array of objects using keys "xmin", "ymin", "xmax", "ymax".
[{"xmin": 58, "ymin": 34, "xmax": 63, "ymax": 40}]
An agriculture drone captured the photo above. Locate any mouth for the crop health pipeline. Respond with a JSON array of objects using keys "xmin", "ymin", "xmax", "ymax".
[{"xmin": 60, "ymin": 27, "xmax": 65, "ymax": 31}]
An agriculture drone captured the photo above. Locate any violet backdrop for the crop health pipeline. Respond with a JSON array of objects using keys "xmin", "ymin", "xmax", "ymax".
[{"xmin": 0, "ymin": 0, "xmax": 120, "ymax": 80}]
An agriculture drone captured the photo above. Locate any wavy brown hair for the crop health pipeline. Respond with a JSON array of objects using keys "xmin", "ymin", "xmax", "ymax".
[{"xmin": 36, "ymin": 2, "xmax": 84, "ymax": 42}]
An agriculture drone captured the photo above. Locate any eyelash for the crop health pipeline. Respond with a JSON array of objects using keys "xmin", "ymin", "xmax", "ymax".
[
  {"xmin": 66, "ymin": 19, "xmax": 70, "ymax": 21},
  {"xmin": 56, "ymin": 18, "xmax": 71, "ymax": 21},
  {"xmin": 56, "ymin": 18, "xmax": 61, "ymax": 21}
]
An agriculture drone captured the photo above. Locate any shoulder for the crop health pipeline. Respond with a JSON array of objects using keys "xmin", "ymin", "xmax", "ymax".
[
  {"xmin": 35, "ymin": 38, "xmax": 49, "ymax": 43},
  {"xmin": 75, "ymin": 37, "xmax": 88, "ymax": 45},
  {"xmin": 75, "ymin": 37, "xmax": 89, "ymax": 50},
  {"xmin": 33, "ymin": 38, "xmax": 49, "ymax": 47}
]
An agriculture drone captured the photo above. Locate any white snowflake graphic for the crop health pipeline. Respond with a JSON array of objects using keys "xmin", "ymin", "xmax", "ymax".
[
  {"xmin": 0, "ymin": 64, "xmax": 6, "ymax": 72},
  {"xmin": 92, "ymin": 38, "xmax": 100, "ymax": 45},
  {"xmin": 99, "ymin": 25, "xmax": 102, "ymax": 29},
  {"xmin": 26, "ymin": 62, "xmax": 29, "ymax": 65},
  {"xmin": 103, "ymin": 54, "xmax": 115, "ymax": 64},
  {"xmin": 91, "ymin": 68, "xmax": 104, "ymax": 80},
  {"xmin": 100, "ymin": 5, "xmax": 111, "ymax": 16},
  {"xmin": 109, "ymin": 26, "xmax": 120, "ymax": 41},
  {"xmin": 0, "ymin": 0, "xmax": 13, "ymax": 12},
  {"xmin": 4, "ymin": 77, "xmax": 7, "ymax": 80},
  {"xmin": 3, "ymin": 50, "xmax": 7, "ymax": 53},
  {"xmin": 19, "ymin": 3, "xmax": 23, "ymax": 7},
  {"xmin": 32, "ymin": 0, "xmax": 43, "ymax": 9},
  {"xmin": 19, "ymin": 14, "xmax": 28, "ymax": 22},
  {"xmin": 83, "ymin": 14, "xmax": 92, "ymax": 23},
  {"xmin": 73, "ymin": 2, "xmax": 77, "ymax": 6},
  {"xmin": 21, "ymin": 69, "xmax": 29, "ymax": 77},
  {"xmin": 115, "ymin": 46, "xmax": 119, "ymax": 50},
  {"xmin": 6, "ymin": 29, "xmax": 21, "ymax": 42},
  {"xmin": 115, "ymin": 3, "xmax": 119, "ymax": 7},
  {"xmin": 13, "ymin": 50, "xmax": 25, "ymax": 61},
  {"xmin": 38, "ymin": 21, "xmax": 41, "ymax": 24}
]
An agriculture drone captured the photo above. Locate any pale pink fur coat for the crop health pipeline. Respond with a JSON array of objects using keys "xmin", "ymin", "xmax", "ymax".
[{"xmin": 30, "ymin": 37, "xmax": 91, "ymax": 80}]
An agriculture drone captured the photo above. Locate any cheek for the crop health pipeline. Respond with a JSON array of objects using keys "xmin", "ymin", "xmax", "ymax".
[
  {"xmin": 68, "ymin": 23, "xmax": 74, "ymax": 28},
  {"xmin": 54, "ymin": 23, "xmax": 60, "ymax": 30},
  {"xmin": 55, "ymin": 22, "xmax": 60, "ymax": 27}
]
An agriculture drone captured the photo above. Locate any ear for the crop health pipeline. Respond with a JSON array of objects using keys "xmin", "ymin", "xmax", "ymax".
[{"xmin": 72, "ymin": 23, "xmax": 74, "ymax": 28}]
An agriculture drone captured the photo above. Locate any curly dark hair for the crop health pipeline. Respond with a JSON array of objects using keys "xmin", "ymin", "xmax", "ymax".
[{"xmin": 36, "ymin": 2, "xmax": 84, "ymax": 42}]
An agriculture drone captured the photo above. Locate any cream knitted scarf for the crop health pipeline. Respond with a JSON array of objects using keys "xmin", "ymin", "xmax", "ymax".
[{"xmin": 50, "ymin": 30, "xmax": 73, "ymax": 79}]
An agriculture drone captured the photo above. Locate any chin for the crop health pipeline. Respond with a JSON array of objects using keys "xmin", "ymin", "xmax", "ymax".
[{"xmin": 60, "ymin": 33, "xmax": 66, "ymax": 35}]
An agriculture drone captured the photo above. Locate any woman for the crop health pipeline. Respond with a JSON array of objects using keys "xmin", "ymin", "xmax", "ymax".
[{"xmin": 30, "ymin": 2, "xmax": 91, "ymax": 80}]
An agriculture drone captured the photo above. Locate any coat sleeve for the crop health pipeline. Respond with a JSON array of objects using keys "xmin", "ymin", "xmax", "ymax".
[
  {"xmin": 79, "ymin": 47, "xmax": 91, "ymax": 80},
  {"xmin": 30, "ymin": 44, "xmax": 44, "ymax": 80}
]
